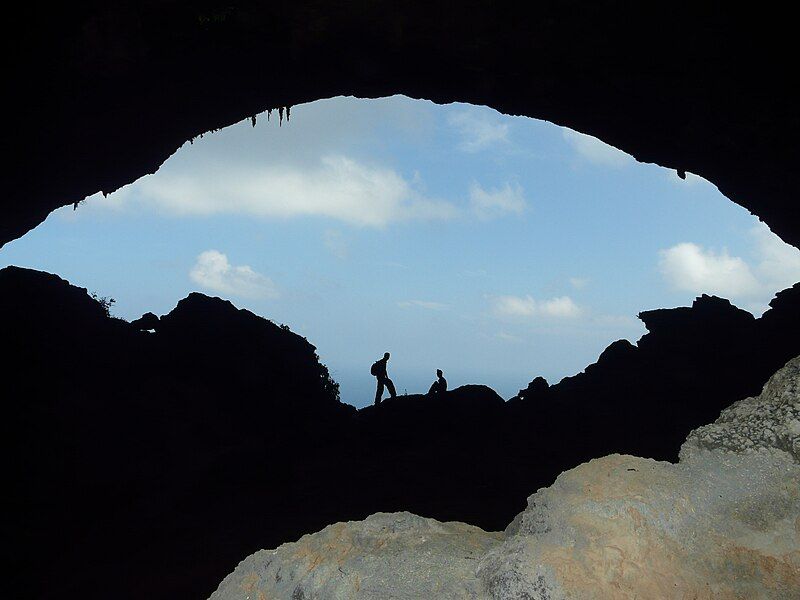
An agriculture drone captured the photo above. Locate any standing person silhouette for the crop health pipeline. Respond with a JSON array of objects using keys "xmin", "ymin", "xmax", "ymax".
[
  {"xmin": 428, "ymin": 369, "xmax": 447, "ymax": 396},
  {"xmin": 371, "ymin": 352, "xmax": 397, "ymax": 405}
]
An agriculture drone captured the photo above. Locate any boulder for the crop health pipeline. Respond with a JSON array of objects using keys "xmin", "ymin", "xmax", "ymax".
[{"xmin": 212, "ymin": 513, "xmax": 502, "ymax": 599}]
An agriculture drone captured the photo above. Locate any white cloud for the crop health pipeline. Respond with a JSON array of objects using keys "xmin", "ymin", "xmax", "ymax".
[
  {"xmin": 190, "ymin": 250, "xmax": 278, "ymax": 299},
  {"xmin": 750, "ymin": 223, "xmax": 800, "ymax": 290},
  {"xmin": 447, "ymin": 110, "xmax": 509, "ymax": 152},
  {"xmin": 491, "ymin": 295, "xmax": 581, "ymax": 319},
  {"xmin": 493, "ymin": 295, "xmax": 536, "ymax": 317},
  {"xmin": 469, "ymin": 182, "xmax": 526, "ymax": 219},
  {"xmin": 562, "ymin": 129, "xmax": 633, "ymax": 168},
  {"xmin": 104, "ymin": 155, "xmax": 457, "ymax": 228},
  {"xmin": 658, "ymin": 225, "xmax": 800, "ymax": 310},
  {"xmin": 324, "ymin": 229, "xmax": 348, "ymax": 259},
  {"xmin": 659, "ymin": 243, "xmax": 761, "ymax": 297},
  {"xmin": 398, "ymin": 300, "xmax": 449, "ymax": 310},
  {"xmin": 569, "ymin": 277, "xmax": 589, "ymax": 290},
  {"xmin": 539, "ymin": 296, "xmax": 583, "ymax": 318}
]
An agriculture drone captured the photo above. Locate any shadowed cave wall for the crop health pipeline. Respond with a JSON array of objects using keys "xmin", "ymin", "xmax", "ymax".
[
  {"xmin": 7, "ymin": 1, "xmax": 800, "ymax": 248},
  {"xmin": 5, "ymin": 3, "xmax": 800, "ymax": 599}
]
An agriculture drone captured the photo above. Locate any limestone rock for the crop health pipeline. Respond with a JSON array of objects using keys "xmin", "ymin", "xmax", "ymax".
[
  {"xmin": 478, "ymin": 450, "xmax": 799, "ymax": 599},
  {"xmin": 210, "ymin": 356, "xmax": 800, "ymax": 599},
  {"xmin": 681, "ymin": 355, "xmax": 800, "ymax": 462},
  {"xmin": 210, "ymin": 513, "xmax": 502, "ymax": 599}
]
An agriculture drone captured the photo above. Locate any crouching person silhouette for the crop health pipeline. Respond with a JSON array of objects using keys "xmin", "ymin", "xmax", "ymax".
[
  {"xmin": 428, "ymin": 369, "xmax": 447, "ymax": 397},
  {"xmin": 371, "ymin": 352, "xmax": 397, "ymax": 405}
]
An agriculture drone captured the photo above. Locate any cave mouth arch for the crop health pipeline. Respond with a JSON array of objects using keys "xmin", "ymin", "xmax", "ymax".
[
  {"xmin": 8, "ymin": 6, "xmax": 799, "ymax": 598},
  {"xmin": 5, "ymin": 95, "xmax": 799, "ymax": 407},
  {"xmin": 7, "ymin": 3, "xmax": 798, "ymax": 251}
]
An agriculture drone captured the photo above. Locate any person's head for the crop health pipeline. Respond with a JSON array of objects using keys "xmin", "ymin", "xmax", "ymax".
[
  {"xmin": 384, "ymin": 352, "xmax": 390, "ymax": 360},
  {"xmin": 436, "ymin": 369, "xmax": 443, "ymax": 377}
]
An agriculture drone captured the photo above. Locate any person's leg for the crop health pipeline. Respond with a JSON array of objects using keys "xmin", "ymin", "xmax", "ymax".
[
  {"xmin": 386, "ymin": 377, "xmax": 397, "ymax": 398},
  {"xmin": 375, "ymin": 378, "xmax": 385, "ymax": 405}
]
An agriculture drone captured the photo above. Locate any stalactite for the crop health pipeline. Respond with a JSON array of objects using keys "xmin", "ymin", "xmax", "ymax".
[
  {"xmin": 267, "ymin": 108, "xmax": 272, "ymax": 121},
  {"xmin": 279, "ymin": 106, "xmax": 284, "ymax": 126},
  {"xmin": 286, "ymin": 105, "xmax": 291, "ymax": 122},
  {"xmin": 251, "ymin": 115, "xmax": 257, "ymax": 127}
]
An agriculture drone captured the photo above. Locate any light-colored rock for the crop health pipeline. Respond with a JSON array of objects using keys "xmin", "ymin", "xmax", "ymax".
[
  {"xmin": 210, "ymin": 512, "xmax": 502, "ymax": 600},
  {"xmin": 479, "ymin": 450, "xmax": 799, "ymax": 599},
  {"xmin": 680, "ymin": 355, "xmax": 800, "ymax": 462},
  {"xmin": 210, "ymin": 357, "xmax": 800, "ymax": 600}
]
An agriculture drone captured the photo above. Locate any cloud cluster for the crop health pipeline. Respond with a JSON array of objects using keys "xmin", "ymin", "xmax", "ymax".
[
  {"xmin": 491, "ymin": 295, "xmax": 582, "ymax": 319},
  {"xmin": 108, "ymin": 155, "xmax": 457, "ymax": 228},
  {"xmin": 89, "ymin": 98, "xmax": 528, "ymax": 228},
  {"xmin": 562, "ymin": 129, "xmax": 633, "ymax": 167},
  {"xmin": 469, "ymin": 182, "xmax": 526, "ymax": 219},
  {"xmin": 659, "ymin": 224, "xmax": 800, "ymax": 310},
  {"xmin": 447, "ymin": 109, "xmax": 510, "ymax": 152},
  {"xmin": 190, "ymin": 250, "xmax": 278, "ymax": 299}
]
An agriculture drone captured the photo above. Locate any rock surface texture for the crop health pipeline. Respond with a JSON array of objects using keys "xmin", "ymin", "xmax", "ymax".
[
  {"xmin": 211, "ymin": 357, "xmax": 800, "ymax": 599},
  {"xmin": 211, "ymin": 514, "xmax": 502, "ymax": 599}
]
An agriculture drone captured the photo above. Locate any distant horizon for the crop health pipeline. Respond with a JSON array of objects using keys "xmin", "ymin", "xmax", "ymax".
[{"xmin": 3, "ymin": 95, "xmax": 800, "ymax": 407}]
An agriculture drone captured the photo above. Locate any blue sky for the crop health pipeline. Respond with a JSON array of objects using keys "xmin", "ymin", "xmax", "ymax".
[{"xmin": 4, "ymin": 96, "xmax": 800, "ymax": 406}]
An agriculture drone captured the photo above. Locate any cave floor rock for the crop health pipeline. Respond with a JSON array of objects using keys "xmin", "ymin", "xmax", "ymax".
[
  {"xmin": 210, "ymin": 513, "xmax": 502, "ymax": 599},
  {"xmin": 210, "ymin": 356, "xmax": 800, "ymax": 599}
]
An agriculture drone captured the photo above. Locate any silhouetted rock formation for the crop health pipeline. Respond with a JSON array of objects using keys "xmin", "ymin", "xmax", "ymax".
[
  {"xmin": 4, "ymin": 266, "xmax": 799, "ymax": 600},
  {"xmin": 130, "ymin": 311, "xmax": 159, "ymax": 330},
  {"xmin": 4, "ymin": 266, "xmax": 352, "ymax": 600},
  {"xmin": 511, "ymin": 375, "xmax": 549, "ymax": 402},
  {"xmin": 213, "ymin": 356, "xmax": 799, "ymax": 599},
  {"xmin": 509, "ymin": 290, "xmax": 800, "ymax": 466}
]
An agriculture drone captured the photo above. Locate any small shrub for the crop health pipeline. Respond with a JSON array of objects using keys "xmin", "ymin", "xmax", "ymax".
[{"xmin": 91, "ymin": 292, "xmax": 116, "ymax": 317}]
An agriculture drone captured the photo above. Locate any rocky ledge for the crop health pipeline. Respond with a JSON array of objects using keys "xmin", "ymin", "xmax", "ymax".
[{"xmin": 210, "ymin": 356, "xmax": 800, "ymax": 599}]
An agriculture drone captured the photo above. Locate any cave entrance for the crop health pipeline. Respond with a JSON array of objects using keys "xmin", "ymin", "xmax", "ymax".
[{"xmin": 2, "ymin": 95, "xmax": 799, "ymax": 407}]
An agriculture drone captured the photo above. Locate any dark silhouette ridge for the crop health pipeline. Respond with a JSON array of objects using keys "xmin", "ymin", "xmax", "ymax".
[
  {"xmin": 5, "ymin": 3, "xmax": 799, "ymax": 248},
  {"xmin": 131, "ymin": 311, "xmax": 159, "ymax": 330},
  {"xmin": 513, "ymin": 375, "xmax": 549, "ymax": 402},
  {"xmin": 4, "ymin": 265, "xmax": 798, "ymax": 600},
  {"xmin": 505, "ymin": 290, "xmax": 800, "ymax": 472}
]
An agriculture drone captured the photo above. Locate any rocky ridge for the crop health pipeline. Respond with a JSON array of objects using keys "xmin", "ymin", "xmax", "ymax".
[
  {"xmin": 5, "ymin": 266, "xmax": 798, "ymax": 600},
  {"xmin": 211, "ymin": 356, "xmax": 800, "ymax": 599}
]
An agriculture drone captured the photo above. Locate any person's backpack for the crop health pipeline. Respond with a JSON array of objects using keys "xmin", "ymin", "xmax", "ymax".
[{"xmin": 370, "ymin": 360, "xmax": 381, "ymax": 376}]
